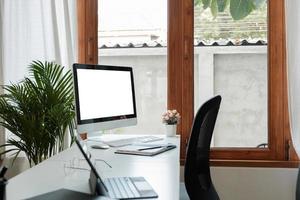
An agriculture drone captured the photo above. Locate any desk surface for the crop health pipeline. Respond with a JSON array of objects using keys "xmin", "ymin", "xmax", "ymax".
[{"xmin": 7, "ymin": 135, "xmax": 180, "ymax": 200}]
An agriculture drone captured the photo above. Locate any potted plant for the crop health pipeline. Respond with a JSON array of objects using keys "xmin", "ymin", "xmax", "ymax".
[
  {"xmin": 162, "ymin": 110, "xmax": 181, "ymax": 137},
  {"xmin": 0, "ymin": 61, "xmax": 75, "ymax": 167}
]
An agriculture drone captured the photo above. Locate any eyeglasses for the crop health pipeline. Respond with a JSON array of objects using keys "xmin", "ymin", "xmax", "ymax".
[{"xmin": 64, "ymin": 157, "xmax": 112, "ymax": 176}]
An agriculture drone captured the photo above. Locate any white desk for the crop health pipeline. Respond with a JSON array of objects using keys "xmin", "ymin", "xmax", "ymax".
[{"xmin": 7, "ymin": 135, "xmax": 180, "ymax": 200}]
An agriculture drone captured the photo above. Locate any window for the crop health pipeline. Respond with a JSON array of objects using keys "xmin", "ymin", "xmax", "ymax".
[
  {"xmin": 194, "ymin": 3, "xmax": 268, "ymax": 148},
  {"xmin": 77, "ymin": 0, "xmax": 298, "ymax": 167}
]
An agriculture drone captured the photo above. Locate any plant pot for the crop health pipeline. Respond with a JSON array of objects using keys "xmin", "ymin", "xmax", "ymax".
[{"xmin": 165, "ymin": 124, "xmax": 177, "ymax": 137}]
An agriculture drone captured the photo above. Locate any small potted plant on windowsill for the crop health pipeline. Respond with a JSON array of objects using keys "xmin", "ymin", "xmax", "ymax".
[{"xmin": 162, "ymin": 110, "xmax": 180, "ymax": 137}]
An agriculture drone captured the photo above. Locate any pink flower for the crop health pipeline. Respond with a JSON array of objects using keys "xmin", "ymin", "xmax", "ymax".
[{"xmin": 162, "ymin": 109, "xmax": 180, "ymax": 124}]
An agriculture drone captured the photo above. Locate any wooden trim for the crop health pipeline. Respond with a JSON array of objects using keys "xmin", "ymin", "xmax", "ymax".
[
  {"xmin": 210, "ymin": 148, "xmax": 273, "ymax": 160},
  {"xmin": 181, "ymin": 0, "xmax": 194, "ymax": 162},
  {"xmin": 167, "ymin": 0, "xmax": 183, "ymax": 134},
  {"xmin": 180, "ymin": 159, "xmax": 299, "ymax": 168},
  {"xmin": 210, "ymin": 159, "xmax": 300, "ymax": 168},
  {"xmin": 267, "ymin": 0, "xmax": 285, "ymax": 160},
  {"xmin": 168, "ymin": 0, "xmax": 194, "ymax": 161},
  {"xmin": 77, "ymin": 0, "xmax": 98, "ymax": 64},
  {"xmin": 168, "ymin": 0, "xmax": 184, "ymax": 160}
]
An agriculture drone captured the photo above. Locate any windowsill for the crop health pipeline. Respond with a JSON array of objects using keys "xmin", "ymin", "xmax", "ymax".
[
  {"xmin": 210, "ymin": 159, "xmax": 300, "ymax": 168},
  {"xmin": 180, "ymin": 159, "xmax": 300, "ymax": 168}
]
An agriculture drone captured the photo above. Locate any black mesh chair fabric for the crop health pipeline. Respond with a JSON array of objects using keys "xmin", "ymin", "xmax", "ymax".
[
  {"xmin": 184, "ymin": 95, "xmax": 221, "ymax": 200},
  {"xmin": 297, "ymin": 166, "xmax": 300, "ymax": 200}
]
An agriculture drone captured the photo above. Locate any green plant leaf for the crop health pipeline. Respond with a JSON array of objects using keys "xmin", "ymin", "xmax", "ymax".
[
  {"xmin": 252, "ymin": 0, "xmax": 266, "ymax": 9},
  {"xmin": 211, "ymin": 0, "xmax": 218, "ymax": 18},
  {"xmin": 194, "ymin": 0, "xmax": 202, "ymax": 6},
  {"xmin": 202, "ymin": 0, "xmax": 212, "ymax": 9},
  {"xmin": 11, "ymin": 150, "xmax": 21, "ymax": 166},
  {"xmin": 0, "ymin": 148, "xmax": 20, "ymax": 156},
  {"xmin": 217, "ymin": 0, "xmax": 229, "ymax": 12},
  {"xmin": 230, "ymin": 0, "xmax": 255, "ymax": 20}
]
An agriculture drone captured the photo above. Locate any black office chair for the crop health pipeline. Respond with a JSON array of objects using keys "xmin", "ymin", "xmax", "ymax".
[
  {"xmin": 181, "ymin": 95, "xmax": 221, "ymax": 200},
  {"xmin": 297, "ymin": 167, "xmax": 300, "ymax": 200},
  {"xmin": 256, "ymin": 143, "xmax": 268, "ymax": 148}
]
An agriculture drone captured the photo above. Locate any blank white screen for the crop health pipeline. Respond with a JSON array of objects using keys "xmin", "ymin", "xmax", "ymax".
[{"xmin": 77, "ymin": 69, "xmax": 134, "ymax": 120}]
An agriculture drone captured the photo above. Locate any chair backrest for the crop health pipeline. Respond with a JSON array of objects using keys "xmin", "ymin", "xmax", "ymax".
[
  {"xmin": 297, "ymin": 167, "xmax": 300, "ymax": 200},
  {"xmin": 184, "ymin": 95, "xmax": 221, "ymax": 200}
]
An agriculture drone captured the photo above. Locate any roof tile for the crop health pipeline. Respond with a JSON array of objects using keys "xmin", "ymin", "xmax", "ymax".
[{"xmin": 99, "ymin": 39, "xmax": 267, "ymax": 49}]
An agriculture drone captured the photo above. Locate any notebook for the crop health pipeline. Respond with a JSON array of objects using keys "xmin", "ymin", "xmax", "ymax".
[{"xmin": 115, "ymin": 143, "xmax": 176, "ymax": 156}]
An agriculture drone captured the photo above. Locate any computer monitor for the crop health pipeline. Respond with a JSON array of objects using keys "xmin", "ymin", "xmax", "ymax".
[{"xmin": 73, "ymin": 63, "xmax": 137, "ymax": 134}]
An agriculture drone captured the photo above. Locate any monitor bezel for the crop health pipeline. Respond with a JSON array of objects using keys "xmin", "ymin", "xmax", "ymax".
[{"xmin": 73, "ymin": 63, "xmax": 137, "ymax": 126}]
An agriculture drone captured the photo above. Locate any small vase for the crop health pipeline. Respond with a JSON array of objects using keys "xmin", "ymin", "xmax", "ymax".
[{"xmin": 165, "ymin": 124, "xmax": 177, "ymax": 137}]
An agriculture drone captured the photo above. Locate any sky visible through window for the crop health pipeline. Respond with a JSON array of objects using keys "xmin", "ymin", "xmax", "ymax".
[{"xmin": 99, "ymin": 0, "xmax": 167, "ymax": 31}]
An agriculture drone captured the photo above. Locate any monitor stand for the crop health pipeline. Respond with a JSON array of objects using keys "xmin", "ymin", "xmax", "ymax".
[{"xmin": 84, "ymin": 130, "xmax": 114, "ymax": 140}]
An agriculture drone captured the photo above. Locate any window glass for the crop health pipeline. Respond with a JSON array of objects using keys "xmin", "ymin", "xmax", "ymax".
[
  {"xmin": 194, "ymin": 1, "xmax": 268, "ymax": 147},
  {"xmin": 98, "ymin": 0, "xmax": 167, "ymax": 134}
]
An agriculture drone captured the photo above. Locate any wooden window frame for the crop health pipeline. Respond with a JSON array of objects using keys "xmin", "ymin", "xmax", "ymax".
[
  {"xmin": 77, "ymin": 0, "xmax": 98, "ymax": 64},
  {"xmin": 77, "ymin": 0, "xmax": 299, "ymax": 167}
]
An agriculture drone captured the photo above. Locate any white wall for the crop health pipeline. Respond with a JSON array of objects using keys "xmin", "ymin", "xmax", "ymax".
[
  {"xmin": 194, "ymin": 46, "xmax": 267, "ymax": 148},
  {"xmin": 213, "ymin": 53, "xmax": 267, "ymax": 147},
  {"xmin": 0, "ymin": 1, "xmax": 4, "ymax": 150},
  {"xmin": 180, "ymin": 166, "xmax": 298, "ymax": 200},
  {"xmin": 3, "ymin": 157, "xmax": 30, "ymax": 179}
]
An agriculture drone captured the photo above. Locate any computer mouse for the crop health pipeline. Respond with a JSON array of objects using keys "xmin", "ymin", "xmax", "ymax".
[{"xmin": 91, "ymin": 144, "xmax": 110, "ymax": 149}]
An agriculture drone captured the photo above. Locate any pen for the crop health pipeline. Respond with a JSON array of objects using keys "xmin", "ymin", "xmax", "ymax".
[{"xmin": 138, "ymin": 146, "xmax": 163, "ymax": 151}]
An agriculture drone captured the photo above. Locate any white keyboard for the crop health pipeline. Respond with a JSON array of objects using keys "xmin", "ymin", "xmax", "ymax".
[
  {"xmin": 103, "ymin": 177, "xmax": 158, "ymax": 199},
  {"xmin": 104, "ymin": 177, "xmax": 140, "ymax": 199},
  {"xmin": 104, "ymin": 136, "xmax": 163, "ymax": 147}
]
